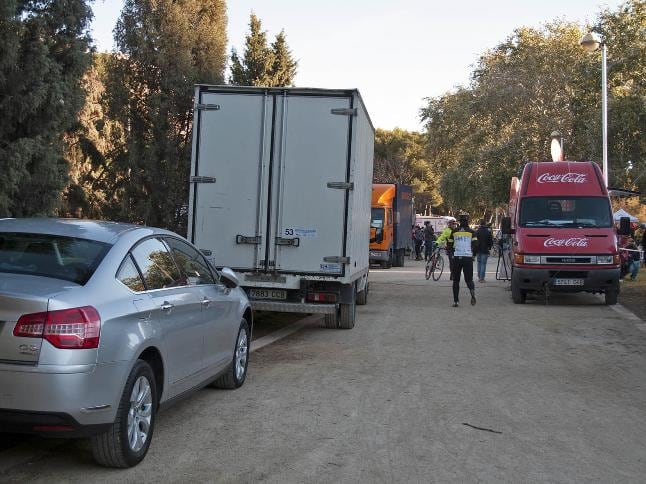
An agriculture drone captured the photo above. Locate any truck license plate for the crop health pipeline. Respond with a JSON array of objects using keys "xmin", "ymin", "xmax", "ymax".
[
  {"xmin": 248, "ymin": 289, "xmax": 287, "ymax": 300},
  {"xmin": 554, "ymin": 278, "xmax": 584, "ymax": 286}
]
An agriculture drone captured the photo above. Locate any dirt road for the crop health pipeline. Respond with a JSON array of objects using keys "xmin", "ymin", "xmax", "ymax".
[{"xmin": 2, "ymin": 260, "xmax": 645, "ymax": 482}]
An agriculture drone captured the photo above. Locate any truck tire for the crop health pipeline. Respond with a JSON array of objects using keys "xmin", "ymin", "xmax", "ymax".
[
  {"xmin": 511, "ymin": 272, "xmax": 526, "ymax": 304},
  {"xmin": 356, "ymin": 282, "xmax": 368, "ymax": 306},
  {"xmin": 339, "ymin": 302, "xmax": 356, "ymax": 329},
  {"xmin": 604, "ymin": 288, "xmax": 618, "ymax": 305},
  {"xmin": 324, "ymin": 311, "xmax": 339, "ymax": 329},
  {"xmin": 91, "ymin": 360, "xmax": 157, "ymax": 468}
]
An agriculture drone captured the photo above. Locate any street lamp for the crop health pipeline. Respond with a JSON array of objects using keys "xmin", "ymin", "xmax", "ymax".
[{"xmin": 580, "ymin": 31, "xmax": 608, "ymax": 187}]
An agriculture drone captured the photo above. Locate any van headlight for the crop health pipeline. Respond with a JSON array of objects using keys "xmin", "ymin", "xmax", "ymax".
[
  {"xmin": 596, "ymin": 255, "xmax": 613, "ymax": 264},
  {"xmin": 523, "ymin": 255, "xmax": 541, "ymax": 264}
]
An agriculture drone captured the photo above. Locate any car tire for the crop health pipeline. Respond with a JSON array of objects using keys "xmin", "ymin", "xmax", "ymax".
[
  {"xmin": 91, "ymin": 360, "xmax": 157, "ymax": 468},
  {"xmin": 604, "ymin": 288, "xmax": 618, "ymax": 305},
  {"xmin": 212, "ymin": 320, "xmax": 250, "ymax": 389}
]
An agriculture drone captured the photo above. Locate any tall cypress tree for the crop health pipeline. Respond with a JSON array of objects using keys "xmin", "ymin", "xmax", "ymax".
[
  {"xmin": 105, "ymin": 0, "xmax": 227, "ymax": 232},
  {"xmin": 0, "ymin": 0, "xmax": 93, "ymax": 217},
  {"xmin": 230, "ymin": 13, "xmax": 297, "ymax": 87}
]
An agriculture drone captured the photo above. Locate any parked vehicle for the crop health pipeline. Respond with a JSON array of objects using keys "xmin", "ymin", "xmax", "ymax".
[
  {"xmin": 188, "ymin": 86, "xmax": 374, "ymax": 329},
  {"xmin": 501, "ymin": 161, "xmax": 627, "ymax": 304},
  {"xmin": 415, "ymin": 215, "xmax": 454, "ymax": 234},
  {"xmin": 0, "ymin": 218, "xmax": 252, "ymax": 467},
  {"xmin": 369, "ymin": 184, "xmax": 413, "ymax": 268}
]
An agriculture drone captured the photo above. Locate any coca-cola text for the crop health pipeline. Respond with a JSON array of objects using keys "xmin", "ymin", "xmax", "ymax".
[
  {"xmin": 537, "ymin": 173, "xmax": 587, "ymax": 184},
  {"xmin": 543, "ymin": 237, "xmax": 589, "ymax": 248}
]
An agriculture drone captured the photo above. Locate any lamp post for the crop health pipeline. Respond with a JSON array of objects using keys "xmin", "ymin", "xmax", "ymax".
[{"xmin": 580, "ymin": 31, "xmax": 608, "ymax": 187}]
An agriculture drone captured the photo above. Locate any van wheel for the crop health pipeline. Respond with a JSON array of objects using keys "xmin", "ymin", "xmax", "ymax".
[
  {"xmin": 212, "ymin": 319, "xmax": 250, "ymax": 389},
  {"xmin": 604, "ymin": 289, "xmax": 618, "ymax": 305},
  {"xmin": 91, "ymin": 360, "xmax": 157, "ymax": 468}
]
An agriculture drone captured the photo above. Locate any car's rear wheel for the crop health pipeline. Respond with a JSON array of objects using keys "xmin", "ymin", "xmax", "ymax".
[
  {"xmin": 212, "ymin": 320, "xmax": 250, "ymax": 389},
  {"xmin": 91, "ymin": 360, "xmax": 157, "ymax": 468}
]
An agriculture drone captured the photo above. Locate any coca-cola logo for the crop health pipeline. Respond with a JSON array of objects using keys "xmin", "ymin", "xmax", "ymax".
[
  {"xmin": 537, "ymin": 173, "xmax": 587, "ymax": 184},
  {"xmin": 544, "ymin": 237, "xmax": 589, "ymax": 248}
]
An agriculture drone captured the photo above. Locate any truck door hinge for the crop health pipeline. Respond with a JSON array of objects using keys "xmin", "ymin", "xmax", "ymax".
[
  {"xmin": 236, "ymin": 235, "xmax": 261, "ymax": 245},
  {"xmin": 327, "ymin": 182, "xmax": 354, "ymax": 190},
  {"xmin": 275, "ymin": 237, "xmax": 300, "ymax": 247},
  {"xmin": 323, "ymin": 256, "xmax": 350, "ymax": 264},
  {"xmin": 190, "ymin": 176, "xmax": 216, "ymax": 184},
  {"xmin": 196, "ymin": 103, "xmax": 221, "ymax": 111},
  {"xmin": 331, "ymin": 108, "xmax": 357, "ymax": 116}
]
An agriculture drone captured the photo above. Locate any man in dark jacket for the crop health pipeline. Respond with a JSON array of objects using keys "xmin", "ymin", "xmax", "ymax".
[
  {"xmin": 423, "ymin": 221, "xmax": 435, "ymax": 261},
  {"xmin": 475, "ymin": 219, "xmax": 493, "ymax": 282}
]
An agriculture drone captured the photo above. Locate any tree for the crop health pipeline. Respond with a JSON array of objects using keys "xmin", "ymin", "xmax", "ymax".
[
  {"xmin": 230, "ymin": 13, "xmax": 297, "ymax": 87},
  {"xmin": 105, "ymin": 0, "xmax": 227, "ymax": 232},
  {"xmin": 373, "ymin": 129, "xmax": 442, "ymax": 213},
  {"xmin": 0, "ymin": 0, "xmax": 93, "ymax": 217}
]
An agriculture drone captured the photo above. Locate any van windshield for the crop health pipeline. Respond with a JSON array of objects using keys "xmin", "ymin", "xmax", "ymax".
[
  {"xmin": 519, "ymin": 197, "xmax": 612, "ymax": 228},
  {"xmin": 0, "ymin": 232, "xmax": 111, "ymax": 285}
]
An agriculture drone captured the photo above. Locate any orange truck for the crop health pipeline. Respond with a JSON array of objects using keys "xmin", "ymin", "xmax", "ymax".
[{"xmin": 370, "ymin": 184, "xmax": 413, "ymax": 268}]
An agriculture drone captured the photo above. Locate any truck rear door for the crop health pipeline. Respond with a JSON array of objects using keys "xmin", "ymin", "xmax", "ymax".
[
  {"xmin": 190, "ymin": 90, "xmax": 273, "ymax": 271},
  {"xmin": 271, "ymin": 94, "xmax": 353, "ymax": 276}
]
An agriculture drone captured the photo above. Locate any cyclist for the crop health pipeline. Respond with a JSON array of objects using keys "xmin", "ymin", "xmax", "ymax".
[
  {"xmin": 423, "ymin": 221, "xmax": 435, "ymax": 261},
  {"xmin": 436, "ymin": 219, "xmax": 457, "ymax": 279},
  {"xmin": 448, "ymin": 215, "xmax": 477, "ymax": 307}
]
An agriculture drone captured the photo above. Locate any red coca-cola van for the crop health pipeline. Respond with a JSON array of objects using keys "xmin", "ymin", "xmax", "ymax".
[{"xmin": 502, "ymin": 161, "xmax": 623, "ymax": 305}]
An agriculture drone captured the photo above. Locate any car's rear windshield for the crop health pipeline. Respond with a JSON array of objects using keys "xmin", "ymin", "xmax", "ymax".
[{"xmin": 0, "ymin": 232, "xmax": 111, "ymax": 285}]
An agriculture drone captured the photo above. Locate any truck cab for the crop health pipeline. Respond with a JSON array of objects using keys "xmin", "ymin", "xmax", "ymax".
[
  {"xmin": 370, "ymin": 184, "xmax": 412, "ymax": 268},
  {"xmin": 504, "ymin": 161, "xmax": 621, "ymax": 305}
]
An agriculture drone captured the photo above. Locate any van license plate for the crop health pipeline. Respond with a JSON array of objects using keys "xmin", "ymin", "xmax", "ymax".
[
  {"xmin": 554, "ymin": 278, "xmax": 584, "ymax": 286},
  {"xmin": 248, "ymin": 289, "xmax": 287, "ymax": 300}
]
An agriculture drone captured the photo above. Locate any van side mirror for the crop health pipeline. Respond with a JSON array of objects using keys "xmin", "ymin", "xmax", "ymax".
[
  {"xmin": 618, "ymin": 216, "xmax": 631, "ymax": 236},
  {"xmin": 501, "ymin": 217, "xmax": 514, "ymax": 235}
]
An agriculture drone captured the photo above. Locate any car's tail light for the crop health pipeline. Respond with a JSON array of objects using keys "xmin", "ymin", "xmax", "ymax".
[{"xmin": 13, "ymin": 306, "xmax": 101, "ymax": 349}]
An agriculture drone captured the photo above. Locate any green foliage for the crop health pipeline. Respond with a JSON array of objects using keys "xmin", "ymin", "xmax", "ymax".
[
  {"xmin": 230, "ymin": 13, "xmax": 297, "ymax": 87},
  {"xmin": 422, "ymin": 0, "xmax": 645, "ymax": 213},
  {"xmin": 104, "ymin": 0, "xmax": 227, "ymax": 232},
  {"xmin": 373, "ymin": 128, "xmax": 442, "ymax": 213},
  {"xmin": 0, "ymin": 0, "xmax": 93, "ymax": 217}
]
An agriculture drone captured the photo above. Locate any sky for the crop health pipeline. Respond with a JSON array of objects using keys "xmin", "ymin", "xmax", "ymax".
[{"xmin": 91, "ymin": 0, "xmax": 623, "ymax": 131}]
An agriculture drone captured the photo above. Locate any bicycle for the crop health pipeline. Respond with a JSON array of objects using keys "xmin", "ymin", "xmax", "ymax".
[{"xmin": 425, "ymin": 246, "xmax": 444, "ymax": 281}]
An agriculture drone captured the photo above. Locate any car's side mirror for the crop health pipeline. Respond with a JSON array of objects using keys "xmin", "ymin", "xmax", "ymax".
[
  {"xmin": 618, "ymin": 216, "xmax": 631, "ymax": 236},
  {"xmin": 501, "ymin": 217, "xmax": 514, "ymax": 235},
  {"xmin": 220, "ymin": 267, "xmax": 239, "ymax": 288}
]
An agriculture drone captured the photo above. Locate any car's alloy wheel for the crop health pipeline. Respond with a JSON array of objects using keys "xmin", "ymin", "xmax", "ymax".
[
  {"xmin": 235, "ymin": 329, "xmax": 248, "ymax": 381},
  {"xmin": 127, "ymin": 376, "xmax": 153, "ymax": 452},
  {"xmin": 212, "ymin": 319, "xmax": 250, "ymax": 389}
]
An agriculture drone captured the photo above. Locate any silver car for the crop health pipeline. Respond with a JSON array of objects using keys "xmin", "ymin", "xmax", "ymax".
[{"xmin": 0, "ymin": 218, "xmax": 252, "ymax": 467}]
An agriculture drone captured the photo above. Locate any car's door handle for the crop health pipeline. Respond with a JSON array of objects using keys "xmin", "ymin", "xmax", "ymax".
[
  {"xmin": 201, "ymin": 298, "xmax": 212, "ymax": 308},
  {"xmin": 160, "ymin": 302, "xmax": 174, "ymax": 312}
]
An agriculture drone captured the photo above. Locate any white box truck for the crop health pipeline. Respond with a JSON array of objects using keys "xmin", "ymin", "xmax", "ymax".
[{"xmin": 187, "ymin": 86, "xmax": 374, "ymax": 329}]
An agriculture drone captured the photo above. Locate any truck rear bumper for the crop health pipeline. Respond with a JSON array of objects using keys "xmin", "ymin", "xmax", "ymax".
[
  {"xmin": 369, "ymin": 250, "xmax": 389, "ymax": 262},
  {"xmin": 250, "ymin": 301, "xmax": 336, "ymax": 314},
  {"xmin": 513, "ymin": 267, "xmax": 620, "ymax": 292}
]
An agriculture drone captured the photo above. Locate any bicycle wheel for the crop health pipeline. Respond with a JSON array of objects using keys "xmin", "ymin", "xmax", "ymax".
[
  {"xmin": 432, "ymin": 255, "xmax": 444, "ymax": 281},
  {"xmin": 425, "ymin": 260, "xmax": 432, "ymax": 280}
]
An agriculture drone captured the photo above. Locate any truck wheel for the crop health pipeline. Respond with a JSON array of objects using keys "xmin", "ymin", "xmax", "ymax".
[
  {"xmin": 339, "ymin": 284, "xmax": 357, "ymax": 329},
  {"xmin": 356, "ymin": 282, "xmax": 368, "ymax": 306},
  {"xmin": 324, "ymin": 311, "xmax": 339, "ymax": 329},
  {"xmin": 604, "ymin": 289, "xmax": 618, "ymax": 305},
  {"xmin": 91, "ymin": 360, "xmax": 157, "ymax": 468},
  {"xmin": 511, "ymin": 272, "xmax": 526, "ymax": 304},
  {"xmin": 397, "ymin": 249, "xmax": 405, "ymax": 267}
]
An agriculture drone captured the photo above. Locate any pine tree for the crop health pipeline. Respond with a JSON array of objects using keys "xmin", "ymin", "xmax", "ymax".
[
  {"xmin": 230, "ymin": 13, "xmax": 297, "ymax": 87},
  {"xmin": 270, "ymin": 31, "xmax": 298, "ymax": 87},
  {"xmin": 0, "ymin": 0, "xmax": 93, "ymax": 217},
  {"xmin": 105, "ymin": 0, "xmax": 228, "ymax": 232}
]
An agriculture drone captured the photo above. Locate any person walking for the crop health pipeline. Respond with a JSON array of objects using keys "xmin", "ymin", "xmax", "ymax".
[
  {"xmin": 423, "ymin": 221, "xmax": 435, "ymax": 261},
  {"xmin": 624, "ymin": 238, "xmax": 640, "ymax": 281},
  {"xmin": 448, "ymin": 215, "xmax": 477, "ymax": 307},
  {"xmin": 436, "ymin": 219, "xmax": 458, "ymax": 279},
  {"xmin": 475, "ymin": 219, "xmax": 493, "ymax": 282}
]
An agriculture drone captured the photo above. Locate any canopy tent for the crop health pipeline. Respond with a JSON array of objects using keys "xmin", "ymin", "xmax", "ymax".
[{"xmin": 613, "ymin": 208, "xmax": 639, "ymax": 222}]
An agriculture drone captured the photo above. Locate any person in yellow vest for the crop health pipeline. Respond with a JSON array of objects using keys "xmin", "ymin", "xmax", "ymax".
[{"xmin": 447, "ymin": 215, "xmax": 477, "ymax": 307}]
